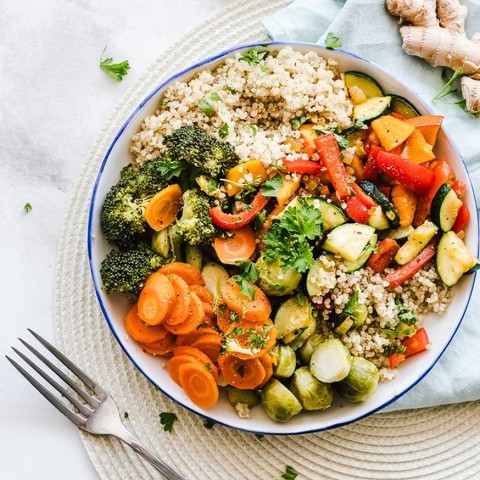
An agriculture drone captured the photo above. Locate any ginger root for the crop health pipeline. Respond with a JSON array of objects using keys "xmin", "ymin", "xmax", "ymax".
[{"xmin": 386, "ymin": 0, "xmax": 480, "ymax": 115}]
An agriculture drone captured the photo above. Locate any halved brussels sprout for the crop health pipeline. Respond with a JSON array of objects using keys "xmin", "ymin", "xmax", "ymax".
[
  {"xmin": 290, "ymin": 366, "xmax": 333, "ymax": 411},
  {"xmin": 261, "ymin": 378, "xmax": 302, "ymax": 423},
  {"xmin": 256, "ymin": 255, "xmax": 302, "ymax": 296},
  {"xmin": 306, "ymin": 254, "xmax": 337, "ymax": 298},
  {"xmin": 335, "ymin": 356, "xmax": 379, "ymax": 402},
  {"xmin": 226, "ymin": 386, "xmax": 259, "ymax": 407},
  {"xmin": 286, "ymin": 316, "xmax": 317, "ymax": 350},
  {"xmin": 310, "ymin": 338, "xmax": 352, "ymax": 383},
  {"xmin": 298, "ymin": 332, "xmax": 324, "ymax": 365},
  {"xmin": 201, "ymin": 262, "xmax": 229, "ymax": 299},
  {"xmin": 270, "ymin": 344, "xmax": 297, "ymax": 379},
  {"xmin": 274, "ymin": 295, "xmax": 314, "ymax": 345}
]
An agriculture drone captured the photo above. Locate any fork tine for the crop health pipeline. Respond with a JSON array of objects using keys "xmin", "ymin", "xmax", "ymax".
[
  {"xmin": 10, "ymin": 346, "xmax": 94, "ymax": 417},
  {"xmin": 18, "ymin": 337, "xmax": 100, "ymax": 408},
  {"xmin": 27, "ymin": 329, "xmax": 103, "ymax": 395},
  {"xmin": 6, "ymin": 355, "xmax": 86, "ymax": 426}
]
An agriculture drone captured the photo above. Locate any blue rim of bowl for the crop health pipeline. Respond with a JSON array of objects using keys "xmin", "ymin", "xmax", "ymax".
[{"xmin": 87, "ymin": 40, "xmax": 479, "ymax": 435}]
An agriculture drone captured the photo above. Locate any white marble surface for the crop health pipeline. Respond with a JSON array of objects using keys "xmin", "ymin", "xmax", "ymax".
[{"xmin": 0, "ymin": 1, "xmax": 233, "ymax": 478}]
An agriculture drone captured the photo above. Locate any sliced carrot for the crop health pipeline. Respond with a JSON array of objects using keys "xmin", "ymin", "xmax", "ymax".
[
  {"xmin": 218, "ymin": 354, "xmax": 266, "ymax": 390},
  {"xmin": 215, "ymin": 303, "xmax": 244, "ymax": 333},
  {"xmin": 189, "ymin": 284, "xmax": 214, "ymax": 304},
  {"xmin": 173, "ymin": 345, "xmax": 219, "ymax": 382},
  {"xmin": 124, "ymin": 304, "xmax": 170, "ymax": 344},
  {"xmin": 137, "ymin": 272, "xmax": 176, "ymax": 325},
  {"xmin": 174, "ymin": 326, "xmax": 219, "ymax": 347},
  {"xmin": 165, "ymin": 275, "xmax": 191, "ymax": 325},
  {"xmin": 202, "ymin": 302, "xmax": 214, "ymax": 327},
  {"xmin": 139, "ymin": 333, "xmax": 175, "ymax": 356},
  {"xmin": 258, "ymin": 353, "xmax": 274, "ymax": 387},
  {"xmin": 163, "ymin": 292, "xmax": 205, "ymax": 335},
  {"xmin": 168, "ymin": 354, "xmax": 202, "ymax": 385},
  {"xmin": 223, "ymin": 320, "xmax": 276, "ymax": 359},
  {"xmin": 144, "ymin": 184, "xmax": 182, "ymax": 232},
  {"xmin": 213, "ymin": 225, "xmax": 257, "ymax": 265},
  {"xmin": 178, "ymin": 361, "xmax": 219, "ymax": 409},
  {"xmin": 220, "ymin": 277, "xmax": 271, "ymax": 322},
  {"xmin": 158, "ymin": 262, "xmax": 205, "ymax": 286},
  {"xmin": 192, "ymin": 333, "xmax": 223, "ymax": 363}
]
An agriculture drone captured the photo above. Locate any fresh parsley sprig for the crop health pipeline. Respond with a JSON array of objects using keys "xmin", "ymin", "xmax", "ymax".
[
  {"xmin": 239, "ymin": 47, "xmax": 269, "ymax": 65},
  {"xmin": 99, "ymin": 47, "xmax": 130, "ymax": 82},
  {"xmin": 159, "ymin": 412, "xmax": 177, "ymax": 433},
  {"xmin": 282, "ymin": 465, "xmax": 299, "ymax": 480},
  {"xmin": 325, "ymin": 32, "xmax": 342, "ymax": 49},
  {"xmin": 233, "ymin": 260, "xmax": 260, "ymax": 300}
]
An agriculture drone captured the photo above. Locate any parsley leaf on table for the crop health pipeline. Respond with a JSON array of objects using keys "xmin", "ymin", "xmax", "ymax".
[
  {"xmin": 99, "ymin": 47, "xmax": 130, "ymax": 82},
  {"xmin": 24, "ymin": 202, "xmax": 32, "ymax": 213},
  {"xmin": 325, "ymin": 32, "xmax": 342, "ymax": 49},
  {"xmin": 282, "ymin": 465, "xmax": 299, "ymax": 479},
  {"xmin": 159, "ymin": 412, "xmax": 178, "ymax": 432}
]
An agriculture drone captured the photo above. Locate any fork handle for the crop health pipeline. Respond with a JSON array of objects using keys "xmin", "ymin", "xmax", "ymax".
[{"xmin": 117, "ymin": 430, "xmax": 186, "ymax": 480}]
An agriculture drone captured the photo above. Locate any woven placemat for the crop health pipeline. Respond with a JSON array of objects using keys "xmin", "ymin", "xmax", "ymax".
[{"xmin": 54, "ymin": 0, "xmax": 480, "ymax": 478}]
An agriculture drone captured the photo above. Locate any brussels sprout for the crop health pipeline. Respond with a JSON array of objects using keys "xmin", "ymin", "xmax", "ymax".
[
  {"xmin": 286, "ymin": 316, "xmax": 316, "ymax": 350},
  {"xmin": 274, "ymin": 295, "xmax": 314, "ymax": 345},
  {"xmin": 290, "ymin": 366, "xmax": 333, "ymax": 411},
  {"xmin": 298, "ymin": 332, "xmax": 324, "ymax": 365},
  {"xmin": 201, "ymin": 262, "xmax": 229, "ymax": 299},
  {"xmin": 310, "ymin": 338, "xmax": 352, "ymax": 383},
  {"xmin": 270, "ymin": 344, "xmax": 297, "ymax": 378},
  {"xmin": 261, "ymin": 378, "xmax": 302, "ymax": 422},
  {"xmin": 226, "ymin": 386, "xmax": 259, "ymax": 407},
  {"xmin": 381, "ymin": 321, "xmax": 416, "ymax": 339},
  {"xmin": 335, "ymin": 356, "xmax": 379, "ymax": 402},
  {"xmin": 185, "ymin": 244, "xmax": 202, "ymax": 270},
  {"xmin": 151, "ymin": 228, "xmax": 171, "ymax": 257},
  {"xmin": 256, "ymin": 255, "xmax": 302, "ymax": 296},
  {"xmin": 306, "ymin": 254, "xmax": 336, "ymax": 297}
]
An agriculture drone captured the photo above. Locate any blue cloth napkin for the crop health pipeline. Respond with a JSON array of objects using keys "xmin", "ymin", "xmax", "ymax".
[{"xmin": 263, "ymin": 0, "xmax": 480, "ymax": 411}]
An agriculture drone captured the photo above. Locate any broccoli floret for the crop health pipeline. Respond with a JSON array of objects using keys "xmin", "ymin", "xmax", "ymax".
[
  {"xmin": 100, "ymin": 245, "xmax": 168, "ymax": 296},
  {"xmin": 175, "ymin": 189, "xmax": 217, "ymax": 247},
  {"xmin": 100, "ymin": 157, "xmax": 169, "ymax": 249},
  {"xmin": 163, "ymin": 125, "xmax": 239, "ymax": 178}
]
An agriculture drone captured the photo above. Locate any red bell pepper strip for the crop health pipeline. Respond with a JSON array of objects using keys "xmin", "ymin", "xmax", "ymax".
[
  {"xmin": 314, "ymin": 133, "xmax": 352, "ymax": 200},
  {"xmin": 452, "ymin": 203, "xmax": 470, "ymax": 233},
  {"xmin": 401, "ymin": 327, "xmax": 430, "ymax": 357},
  {"xmin": 366, "ymin": 238, "xmax": 400, "ymax": 273},
  {"xmin": 282, "ymin": 158, "xmax": 323, "ymax": 175},
  {"xmin": 388, "ymin": 351, "xmax": 406, "ymax": 368},
  {"xmin": 413, "ymin": 159, "xmax": 452, "ymax": 227},
  {"xmin": 345, "ymin": 194, "xmax": 371, "ymax": 224},
  {"xmin": 209, "ymin": 190, "xmax": 269, "ymax": 230},
  {"xmin": 375, "ymin": 150, "xmax": 435, "ymax": 194},
  {"xmin": 362, "ymin": 145, "xmax": 383, "ymax": 181},
  {"xmin": 351, "ymin": 182, "xmax": 377, "ymax": 208},
  {"xmin": 384, "ymin": 237, "xmax": 439, "ymax": 287},
  {"xmin": 451, "ymin": 179, "xmax": 466, "ymax": 197}
]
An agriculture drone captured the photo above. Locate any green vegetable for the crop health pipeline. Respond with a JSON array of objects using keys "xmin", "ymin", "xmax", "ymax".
[
  {"xmin": 325, "ymin": 32, "xmax": 342, "ymax": 49},
  {"xmin": 262, "ymin": 198, "xmax": 324, "ymax": 273},
  {"xmin": 201, "ymin": 262, "xmax": 229, "ymax": 299},
  {"xmin": 261, "ymin": 173, "xmax": 283, "ymax": 198},
  {"xmin": 233, "ymin": 260, "xmax": 260, "ymax": 300},
  {"xmin": 256, "ymin": 255, "xmax": 302, "ymax": 296},
  {"xmin": 159, "ymin": 412, "xmax": 177, "ymax": 432},
  {"xmin": 261, "ymin": 379, "xmax": 302, "ymax": 423},
  {"xmin": 270, "ymin": 344, "xmax": 297, "ymax": 379},
  {"xmin": 100, "ymin": 158, "xmax": 169, "ymax": 249},
  {"xmin": 226, "ymin": 386, "xmax": 259, "ymax": 407},
  {"xmin": 282, "ymin": 465, "xmax": 299, "ymax": 480},
  {"xmin": 175, "ymin": 189, "xmax": 217, "ymax": 247},
  {"xmin": 335, "ymin": 289, "xmax": 368, "ymax": 332},
  {"xmin": 298, "ymin": 333, "xmax": 324, "ymax": 365},
  {"xmin": 100, "ymin": 245, "xmax": 168, "ymax": 296},
  {"xmin": 238, "ymin": 47, "xmax": 269, "ymax": 65},
  {"xmin": 274, "ymin": 295, "xmax": 314, "ymax": 344},
  {"xmin": 99, "ymin": 47, "xmax": 130, "ymax": 81},
  {"xmin": 335, "ymin": 357, "xmax": 379, "ymax": 402},
  {"xmin": 290, "ymin": 366, "xmax": 334, "ymax": 411},
  {"xmin": 218, "ymin": 123, "xmax": 229, "ymax": 138},
  {"xmin": 198, "ymin": 97, "xmax": 216, "ymax": 116},
  {"xmin": 310, "ymin": 338, "xmax": 352, "ymax": 383},
  {"xmin": 24, "ymin": 202, "xmax": 32, "ymax": 213},
  {"xmin": 163, "ymin": 125, "xmax": 239, "ymax": 178}
]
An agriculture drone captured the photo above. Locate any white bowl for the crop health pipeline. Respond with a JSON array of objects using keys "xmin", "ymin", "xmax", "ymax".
[{"xmin": 88, "ymin": 42, "xmax": 478, "ymax": 435}]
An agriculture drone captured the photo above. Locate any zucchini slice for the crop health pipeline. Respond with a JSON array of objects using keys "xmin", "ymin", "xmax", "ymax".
[
  {"xmin": 368, "ymin": 205, "xmax": 390, "ymax": 230},
  {"xmin": 389, "ymin": 94, "xmax": 420, "ymax": 119},
  {"xmin": 394, "ymin": 220, "xmax": 438, "ymax": 265},
  {"xmin": 436, "ymin": 231, "xmax": 479, "ymax": 286},
  {"xmin": 345, "ymin": 71, "xmax": 384, "ymax": 99},
  {"xmin": 359, "ymin": 180, "xmax": 400, "ymax": 228},
  {"xmin": 343, "ymin": 233, "xmax": 378, "ymax": 272},
  {"xmin": 430, "ymin": 183, "xmax": 463, "ymax": 232},
  {"xmin": 322, "ymin": 223, "xmax": 376, "ymax": 262},
  {"xmin": 381, "ymin": 224, "xmax": 415, "ymax": 241},
  {"xmin": 353, "ymin": 96, "xmax": 391, "ymax": 122},
  {"xmin": 283, "ymin": 196, "xmax": 347, "ymax": 230}
]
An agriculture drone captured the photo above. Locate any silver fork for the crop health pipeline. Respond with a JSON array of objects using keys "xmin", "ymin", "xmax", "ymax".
[{"xmin": 6, "ymin": 329, "xmax": 185, "ymax": 480}]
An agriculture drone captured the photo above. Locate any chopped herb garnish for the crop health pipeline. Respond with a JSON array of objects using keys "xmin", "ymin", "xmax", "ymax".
[
  {"xmin": 153, "ymin": 385, "xmax": 160, "ymax": 392},
  {"xmin": 24, "ymin": 202, "xmax": 32, "ymax": 213},
  {"xmin": 262, "ymin": 173, "xmax": 283, "ymax": 197},
  {"xmin": 219, "ymin": 123, "xmax": 229, "ymax": 138},
  {"xmin": 255, "ymin": 433, "xmax": 265, "ymax": 440},
  {"xmin": 325, "ymin": 32, "xmax": 342, "ymax": 49},
  {"xmin": 159, "ymin": 412, "xmax": 178, "ymax": 432},
  {"xmin": 396, "ymin": 299, "xmax": 418, "ymax": 325},
  {"xmin": 203, "ymin": 420, "xmax": 215, "ymax": 429},
  {"xmin": 198, "ymin": 97, "xmax": 216, "ymax": 116},
  {"xmin": 157, "ymin": 157, "xmax": 187, "ymax": 180},
  {"xmin": 99, "ymin": 47, "xmax": 130, "ymax": 81},
  {"xmin": 384, "ymin": 342, "xmax": 406, "ymax": 356},
  {"xmin": 254, "ymin": 209, "xmax": 267, "ymax": 231},
  {"xmin": 233, "ymin": 260, "xmax": 260, "ymax": 300},
  {"xmin": 239, "ymin": 47, "xmax": 269, "ymax": 65},
  {"xmin": 282, "ymin": 465, "xmax": 299, "ymax": 480},
  {"xmin": 290, "ymin": 116, "xmax": 309, "ymax": 130},
  {"xmin": 314, "ymin": 125, "xmax": 350, "ymax": 149},
  {"xmin": 210, "ymin": 91, "xmax": 222, "ymax": 102},
  {"xmin": 226, "ymin": 85, "xmax": 237, "ymax": 94},
  {"xmin": 124, "ymin": 411, "xmax": 129, "ymax": 419}
]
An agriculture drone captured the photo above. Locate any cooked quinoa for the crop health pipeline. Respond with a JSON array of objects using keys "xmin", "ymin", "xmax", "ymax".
[{"xmin": 130, "ymin": 47, "xmax": 353, "ymax": 167}]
